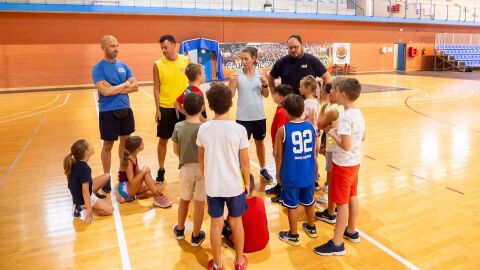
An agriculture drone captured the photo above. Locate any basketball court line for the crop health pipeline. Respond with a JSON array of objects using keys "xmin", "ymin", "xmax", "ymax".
[
  {"xmin": 0, "ymin": 116, "xmax": 46, "ymax": 187},
  {"xmin": 0, "ymin": 94, "xmax": 70, "ymax": 124},
  {"xmin": 92, "ymin": 92, "xmax": 132, "ymax": 270},
  {"xmin": 0, "ymin": 94, "xmax": 60, "ymax": 120},
  {"xmin": 250, "ymin": 160, "xmax": 420, "ymax": 270}
]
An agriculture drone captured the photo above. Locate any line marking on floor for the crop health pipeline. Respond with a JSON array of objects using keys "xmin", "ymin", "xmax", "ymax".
[
  {"xmin": 251, "ymin": 160, "xmax": 420, "ymax": 270},
  {"xmin": 0, "ymin": 94, "xmax": 60, "ymax": 120},
  {"xmin": 0, "ymin": 116, "xmax": 46, "ymax": 187},
  {"xmin": 93, "ymin": 92, "xmax": 132, "ymax": 270}
]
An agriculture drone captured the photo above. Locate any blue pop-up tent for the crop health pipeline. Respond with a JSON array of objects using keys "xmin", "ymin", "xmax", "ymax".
[{"xmin": 179, "ymin": 38, "xmax": 224, "ymax": 82}]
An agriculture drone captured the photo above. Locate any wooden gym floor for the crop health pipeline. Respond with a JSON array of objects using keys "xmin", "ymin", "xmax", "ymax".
[{"xmin": 0, "ymin": 73, "xmax": 479, "ymax": 270}]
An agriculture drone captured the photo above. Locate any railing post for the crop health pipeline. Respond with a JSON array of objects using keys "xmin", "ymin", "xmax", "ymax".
[
  {"xmin": 272, "ymin": 0, "xmax": 275, "ymax": 12},
  {"xmin": 295, "ymin": 0, "xmax": 297, "ymax": 13},
  {"xmin": 389, "ymin": 0, "xmax": 392, "ymax": 18},
  {"xmin": 405, "ymin": 0, "xmax": 408, "ymax": 19},
  {"xmin": 446, "ymin": 5, "xmax": 449, "ymax": 21},
  {"xmin": 336, "ymin": 0, "xmax": 339, "ymax": 15},
  {"xmin": 459, "ymin": 5, "xmax": 461, "ymax": 21},
  {"xmin": 316, "ymin": 0, "xmax": 319, "ymax": 14},
  {"xmin": 248, "ymin": 0, "xmax": 250, "ymax": 12},
  {"xmin": 231, "ymin": 0, "xmax": 233, "ymax": 11},
  {"xmin": 354, "ymin": 0, "xmax": 357, "ymax": 16},
  {"xmin": 372, "ymin": 0, "xmax": 375, "ymax": 17},
  {"xmin": 432, "ymin": 4, "xmax": 435, "ymax": 20}
]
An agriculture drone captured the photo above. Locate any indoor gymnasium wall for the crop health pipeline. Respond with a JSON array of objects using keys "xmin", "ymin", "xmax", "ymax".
[{"xmin": 1, "ymin": 12, "xmax": 479, "ymax": 88}]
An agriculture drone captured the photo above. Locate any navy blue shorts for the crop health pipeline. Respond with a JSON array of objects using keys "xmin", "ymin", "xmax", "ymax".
[
  {"xmin": 207, "ymin": 193, "xmax": 248, "ymax": 218},
  {"xmin": 281, "ymin": 184, "xmax": 315, "ymax": 209},
  {"xmin": 236, "ymin": 119, "xmax": 266, "ymax": 141},
  {"xmin": 99, "ymin": 108, "xmax": 135, "ymax": 141}
]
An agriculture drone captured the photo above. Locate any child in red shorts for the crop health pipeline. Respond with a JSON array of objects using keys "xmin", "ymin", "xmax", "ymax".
[{"xmin": 313, "ymin": 78, "xmax": 366, "ymax": 256}]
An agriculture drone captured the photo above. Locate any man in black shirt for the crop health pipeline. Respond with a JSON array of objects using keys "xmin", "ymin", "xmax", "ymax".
[{"xmin": 268, "ymin": 35, "xmax": 333, "ymax": 95}]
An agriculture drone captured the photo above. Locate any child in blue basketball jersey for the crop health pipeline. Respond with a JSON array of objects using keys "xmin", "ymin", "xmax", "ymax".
[{"xmin": 275, "ymin": 94, "xmax": 317, "ymax": 246}]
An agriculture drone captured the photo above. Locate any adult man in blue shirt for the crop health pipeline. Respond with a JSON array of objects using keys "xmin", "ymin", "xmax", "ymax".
[{"xmin": 92, "ymin": 35, "xmax": 138, "ymax": 194}]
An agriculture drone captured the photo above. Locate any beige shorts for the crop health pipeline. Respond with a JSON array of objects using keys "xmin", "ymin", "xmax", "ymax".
[{"xmin": 179, "ymin": 163, "xmax": 206, "ymax": 201}]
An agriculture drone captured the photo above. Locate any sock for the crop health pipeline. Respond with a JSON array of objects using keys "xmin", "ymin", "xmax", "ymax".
[
  {"xmin": 261, "ymin": 167, "xmax": 266, "ymax": 171},
  {"xmin": 214, "ymin": 262, "xmax": 221, "ymax": 269}
]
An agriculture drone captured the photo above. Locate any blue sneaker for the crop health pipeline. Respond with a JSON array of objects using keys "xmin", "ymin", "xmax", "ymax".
[
  {"xmin": 260, "ymin": 168, "xmax": 273, "ymax": 182},
  {"xmin": 302, "ymin": 223, "xmax": 317, "ymax": 238},
  {"xmin": 344, "ymin": 229, "xmax": 361, "ymax": 243},
  {"xmin": 278, "ymin": 231, "xmax": 300, "ymax": 246},
  {"xmin": 173, "ymin": 224, "xmax": 185, "ymax": 240},
  {"xmin": 191, "ymin": 231, "xmax": 206, "ymax": 247},
  {"xmin": 101, "ymin": 180, "xmax": 111, "ymax": 193},
  {"xmin": 313, "ymin": 240, "xmax": 346, "ymax": 256}
]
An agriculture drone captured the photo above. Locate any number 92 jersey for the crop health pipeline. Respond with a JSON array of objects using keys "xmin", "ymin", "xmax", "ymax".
[{"xmin": 280, "ymin": 121, "xmax": 316, "ymax": 188}]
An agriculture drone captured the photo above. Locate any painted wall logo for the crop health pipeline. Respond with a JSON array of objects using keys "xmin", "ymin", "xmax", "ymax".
[
  {"xmin": 333, "ymin": 43, "xmax": 351, "ymax": 65},
  {"xmin": 220, "ymin": 42, "xmax": 332, "ymax": 78}
]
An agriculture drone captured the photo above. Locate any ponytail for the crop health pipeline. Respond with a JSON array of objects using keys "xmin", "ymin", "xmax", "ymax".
[
  {"xmin": 121, "ymin": 136, "xmax": 143, "ymax": 169},
  {"xmin": 64, "ymin": 139, "xmax": 89, "ymax": 181},
  {"xmin": 63, "ymin": 154, "xmax": 75, "ymax": 180},
  {"xmin": 121, "ymin": 149, "xmax": 130, "ymax": 169}
]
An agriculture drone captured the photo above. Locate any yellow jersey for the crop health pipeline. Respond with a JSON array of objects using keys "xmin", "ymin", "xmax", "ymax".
[
  {"xmin": 155, "ymin": 55, "xmax": 189, "ymax": 108},
  {"xmin": 326, "ymin": 103, "xmax": 344, "ymax": 152}
]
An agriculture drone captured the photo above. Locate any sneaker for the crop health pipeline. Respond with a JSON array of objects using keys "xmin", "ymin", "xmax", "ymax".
[
  {"xmin": 323, "ymin": 184, "xmax": 329, "ymax": 193},
  {"xmin": 344, "ymin": 229, "xmax": 361, "ymax": 243},
  {"xmin": 153, "ymin": 195, "xmax": 172, "ymax": 208},
  {"xmin": 313, "ymin": 240, "xmax": 346, "ymax": 256},
  {"xmin": 101, "ymin": 180, "xmax": 111, "ymax": 193},
  {"xmin": 265, "ymin": 184, "xmax": 281, "ymax": 196},
  {"xmin": 315, "ymin": 209, "xmax": 337, "ymax": 224},
  {"xmin": 316, "ymin": 194, "xmax": 328, "ymax": 203},
  {"xmin": 234, "ymin": 255, "xmax": 248, "ymax": 270},
  {"xmin": 302, "ymin": 223, "xmax": 317, "ymax": 238},
  {"xmin": 72, "ymin": 205, "xmax": 86, "ymax": 221},
  {"xmin": 156, "ymin": 168, "xmax": 165, "ymax": 183},
  {"xmin": 94, "ymin": 192, "xmax": 107, "ymax": 199},
  {"xmin": 173, "ymin": 224, "xmax": 185, "ymax": 240},
  {"xmin": 208, "ymin": 260, "xmax": 223, "ymax": 270},
  {"xmin": 271, "ymin": 196, "xmax": 283, "ymax": 204},
  {"xmin": 278, "ymin": 231, "xmax": 300, "ymax": 246},
  {"xmin": 260, "ymin": 168, "xmax": 273, "ymax": 182},
  {"xmin": 191, "ymin": 231, "xmax": 206, "ymax": 247}
]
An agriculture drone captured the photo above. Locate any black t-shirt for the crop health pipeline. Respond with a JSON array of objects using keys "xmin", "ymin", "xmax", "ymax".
[
  {"xmin": 68, "ymin": 161, "xmax": 93, "ymax": 206},
  {"xmin": 270, "ymin": 53, "xmax": 327, "ymax": 95}
]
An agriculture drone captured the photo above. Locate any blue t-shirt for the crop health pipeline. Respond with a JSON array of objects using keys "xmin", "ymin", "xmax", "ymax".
[
  {"xmin": 280, "ymin": 121, "xmax": 316, "ymax": 188},
  {"xmin": 92, "ymin": 59, "xmax": 133, "ymax": 112},
  {"xmin": 68, "ymin": 161, "xmax": 93, "ymax": 206}
]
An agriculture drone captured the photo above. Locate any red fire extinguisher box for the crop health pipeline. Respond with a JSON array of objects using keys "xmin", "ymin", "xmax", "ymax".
[{"xmin": 408, "ymin": 47, "xmax": 418, "ymax": 57}]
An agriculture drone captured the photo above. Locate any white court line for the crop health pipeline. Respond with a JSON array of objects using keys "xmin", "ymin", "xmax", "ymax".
[
  {"xmin": 0, "ymin": 116, "xmax": 46, "ymax": 187},
  {"xmin": 0, "ymin": 94, "xmax": 70, "ymax": 124},
  {"xmin": 0, "ymin": 95, "xmax": 60, "ymax": 120},
  {"xmin": 251, "ymin": 160, "xmax": 419, "ymax": 270},
  {"xmin": 92, "ymin": 92, "xmax": 132, "ymax": 270},
  {"xmin": 140, "ymin": 88, "xmax": 155, "ymax": 100}
]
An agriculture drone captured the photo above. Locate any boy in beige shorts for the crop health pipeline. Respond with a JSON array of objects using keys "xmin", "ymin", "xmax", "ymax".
[{"xmin": 172, "ymin": 92, "xmax": 206, "ymax": 246}]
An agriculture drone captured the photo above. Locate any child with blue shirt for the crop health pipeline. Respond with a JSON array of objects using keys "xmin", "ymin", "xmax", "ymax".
[{"xmin": 275, "ymin": 94, "xmax": 317, "ymax": 246}]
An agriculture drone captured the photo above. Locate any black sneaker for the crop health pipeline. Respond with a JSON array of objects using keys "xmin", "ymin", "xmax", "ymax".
[
  {"xmin": 95, "ymin": 192, "xmax": 107, "ymax": 199},
  {"xmin": 302, "ymin": 223, "xmax": 317, "ymax": 238},
  {"xmin": 101, "ymin": 180, "xmax": 111, "ymax": 193},
  {"xmin": 271, "ymin": 196, "xmax": 283, "ymax": 204},
  {"xmin": 173, "ymin": 224, "xmax": 185, "ymax": 240},
  {"xmin": 265, "ymin": 184, "xmax": 281, "ymax": 196},
  {"xmin": 278, "ymin": 231, "xmax": 300, "ymax": 246},
  {"xmin": 156, "ymin": 168, "xmax": 165, "ymax": 183},
  {"xmin": 313, "ymin": 240, "xmax": 346, "ymax": 256},
  {"xmin": 73, "ymin": 205, "xmax": 84, "ymax": 218},
  {"xmin": 315, "ymin": 209, "xmax": 337, "ymax": 224},
  {"xmin": 344, "ymin": 229, "xmax": 360, "ymax": 243},
  {"xmin": 191, "ymin": 231, "xmax": 206, "ymax": 247},
  {"xmin": 260, "ymin": 168, "xmax": 273, "ymax": 182}
]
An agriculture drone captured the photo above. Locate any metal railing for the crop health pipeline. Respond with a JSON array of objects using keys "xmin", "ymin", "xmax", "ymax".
[
  {"xmin": 1, "ymin": 0, "xmax": 479, "ymax": 23},
  {"xmin": 435, "ymin": 33, "xmax": 480, "ymax": 49}
]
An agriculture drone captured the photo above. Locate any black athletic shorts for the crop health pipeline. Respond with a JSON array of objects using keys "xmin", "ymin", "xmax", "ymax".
[
  {"xmin": 236, "ymin": 119, "xmax": 267, "ymax": 141},
  {"xmin": 99, "ymin": 108, "xmax": 135, "ymax": 141},
  {"xmin": 157, "ymin": 107, "xmax": 180, "ymax": 139},
  {"xmin": 178, "ymin": 110, "xmax": 208, "ymax": 122}
]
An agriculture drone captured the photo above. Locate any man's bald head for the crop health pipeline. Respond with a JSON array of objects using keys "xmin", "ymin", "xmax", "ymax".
[{"xmin": 100, "ymin": 35, "xmax": 119, "ymax": 61}]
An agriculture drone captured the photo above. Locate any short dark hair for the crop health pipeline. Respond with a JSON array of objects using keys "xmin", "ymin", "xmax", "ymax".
[
  {"xmin": 288, "ymin": 35, "xmax": 302, "ymax": 44},
  {"xmin": 183, "ymin": 92, "xmax": 204, "ymax": 116},
  {"xmin": 185, "ymin": 63, "xmax": 203, "ymax": 82},
  {"xmin": 337, "ymin": 77, "xmax": 361, "ymax": 101},
  {"xmin": 206, "ymin": 83, "xmax": 232, "ymax": 115},
  {"xmin": 324, "ymin": 83, "xmax": 333, "ymax": 94},
  {"xmin": 282, "ymin": 94, "xmax": 304, "ymax": 118},
  {"xmin": 159, "ymin": 35, "xmax": 176, "ymax": 44},
  {"xmin": 274, "ymin": 84, "xmax": 293, "ymax": 97}
]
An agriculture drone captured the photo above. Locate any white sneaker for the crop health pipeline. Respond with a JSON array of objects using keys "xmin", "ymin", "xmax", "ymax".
[
  {"xmin": 316, "ymin": 194, "xmax": 328, "ymax": 204},
  {"xmin": 323, "ymin": 185, "xmax": 329, "ymax": 193}
]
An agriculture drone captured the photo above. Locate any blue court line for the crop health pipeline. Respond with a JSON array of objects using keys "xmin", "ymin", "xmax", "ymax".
[{"xmin": 1, "ymin": 3, "xmax": 479, "ymax": 27}]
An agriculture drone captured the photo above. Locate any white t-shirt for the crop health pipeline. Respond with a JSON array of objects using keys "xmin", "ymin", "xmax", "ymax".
[
  {"xmin": 332, "ymin": 108, "xmax": 365, "ymax": 166},
  {"xmin": 196, "ymin": 120, "xmax": 249, "ymax": 197}
]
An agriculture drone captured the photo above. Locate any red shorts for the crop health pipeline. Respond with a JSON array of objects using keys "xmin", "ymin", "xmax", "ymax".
[{"xmin": 330, "ymin": 162, "xmax": 360, "ymax": 204}]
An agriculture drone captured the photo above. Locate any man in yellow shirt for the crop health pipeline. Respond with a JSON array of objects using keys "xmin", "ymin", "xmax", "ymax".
[{"xmin": 153, "ymin": 35, "xmax": 190, "ymax": 183}]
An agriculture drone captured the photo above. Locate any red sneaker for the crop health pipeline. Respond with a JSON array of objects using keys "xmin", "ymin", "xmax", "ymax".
[
  {"xmin": 234, "ymin": 255, "xmax": 248, "ymax": 270},
  {"xmin": 208, "ymin": 259, "xmax": 223, "ymax": 270}
]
